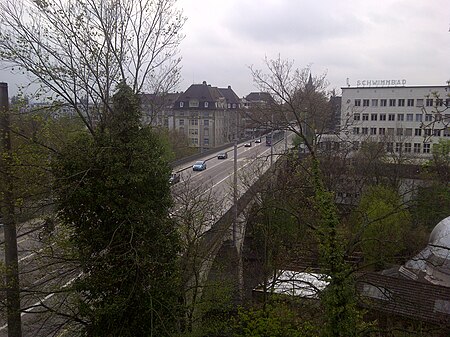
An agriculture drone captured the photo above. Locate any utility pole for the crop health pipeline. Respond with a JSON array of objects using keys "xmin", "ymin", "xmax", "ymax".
[
  {"xmin": 233, "ymin": 108, "xmax": 239, "ymax": 244},
  {"xmin": 0, "ymin": 82, "xmax": 23, "ymax": 337},
  {"xmin": 270, "ymin": 114, "xmax": 274, "ymax": 167}
]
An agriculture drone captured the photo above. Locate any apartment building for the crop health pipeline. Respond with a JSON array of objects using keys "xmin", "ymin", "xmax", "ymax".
[
  {"xmin": 340, "ymin": 84, "xmax": 450, "ymax": 158},
  {"xmin": 171, "ymin": 81, "xmax": 241, "ymax": 149}
]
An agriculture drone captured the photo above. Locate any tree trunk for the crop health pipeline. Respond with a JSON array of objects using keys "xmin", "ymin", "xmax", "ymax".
[{"xmin": 0, "ymin": 82, "xmax": 22, "ymax": 337}]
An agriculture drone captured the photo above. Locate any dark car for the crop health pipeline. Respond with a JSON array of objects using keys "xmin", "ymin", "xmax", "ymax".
[
  {"xmin": 244, "ymin": 142, "xmax": 252, "ymax": 147},
  {"xmin": 192, "ymin": 160, "xmax": 206, "ymax": 171},
  {"xmin": 169, "ymin": 173, "xmax": 180, "ymax": 184},
  {"xmin": 217, "ymin": 152, "xmax": 228, "ymax": 159}
]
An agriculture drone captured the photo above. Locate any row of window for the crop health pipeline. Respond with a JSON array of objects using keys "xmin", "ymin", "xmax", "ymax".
[
  {"xmin": 179, "ymin": 101, "xmax": 238, "ymax": 109},
  {"xmin": 352, "ymin": 141, "xmax": 433, "ymax": 154},
  {"xmin": 179, "ymin": 119, "xmax": 210, "ymax": 126},
  {"xmin": 352, "ymin": 126, "xmax": 450, "ymax": 137},
  {"xmin": 189, "ymin": 137, "xmax": 210, "ymax": 145},
  {"xmin": 354, "ymin": 98, "xmax": 450, "ymax": 108},
  {"xmin": 353, "ymin": 113, "xmax": 449, "ymax": 123}
]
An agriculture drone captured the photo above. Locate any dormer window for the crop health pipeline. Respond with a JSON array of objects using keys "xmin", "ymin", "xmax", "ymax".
[
  {"xmin": 189, "ymin": 99, "xmax": 199, "ymax": 108},
  {"xmin": 205, "ymin": 102, "xmax": 208, "ymax": 108},
  {"xmin": 180, "ymin": 102, "xmax": 184, "ymax": 108}
]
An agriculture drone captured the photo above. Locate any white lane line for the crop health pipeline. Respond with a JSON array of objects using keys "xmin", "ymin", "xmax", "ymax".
[{"xmin": 0, "ymin": 273, "xmax": 82, "ymax": 332}]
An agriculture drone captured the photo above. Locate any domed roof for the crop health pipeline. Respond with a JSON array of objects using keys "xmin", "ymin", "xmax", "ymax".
[
  {"xmin": 429, "ymin": 216, "xmax": 450, "ymax": 250},
  {"xmin": 428, "ymin": 216, "xmax": 450, "ymax": 261}
]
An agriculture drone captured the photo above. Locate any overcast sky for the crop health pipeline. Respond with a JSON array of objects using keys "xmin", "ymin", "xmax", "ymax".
[
  {"xmin": 176, "ymin": 0, "xmax": 450, "ymax": 97},
  {"xmin": 1, "ymin": 0, "xmax": 449, "ymax": 98}
]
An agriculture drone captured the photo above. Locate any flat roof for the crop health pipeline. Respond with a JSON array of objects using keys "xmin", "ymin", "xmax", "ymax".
[{"xmin": 342, "ymin": 85, "xmax": 449, "ymax": 90}]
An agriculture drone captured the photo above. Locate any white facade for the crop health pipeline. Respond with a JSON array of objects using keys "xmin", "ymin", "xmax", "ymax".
[{"xmin": 340, "ymin": 85, "xmax": 450, "ymax": 158}]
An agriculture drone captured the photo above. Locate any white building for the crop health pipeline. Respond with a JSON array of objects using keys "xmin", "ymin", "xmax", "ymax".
[{"xmin": 340, "ymin": 84, "xmax": 450, "ymax": 158}]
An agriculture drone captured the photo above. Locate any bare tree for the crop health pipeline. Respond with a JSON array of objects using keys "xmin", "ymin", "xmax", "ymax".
[
  {"xmin": 250, "ymin": 56, "xmax": 365, "ymax": 336},
  {"xmin": 0, "ymin": 0, "xmax": 186, "ymax": 133}
]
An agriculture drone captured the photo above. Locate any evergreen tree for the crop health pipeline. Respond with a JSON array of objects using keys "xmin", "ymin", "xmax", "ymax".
[{"xmin": 53, "ymin": 83, "xmax": 182, "ymax": 336}]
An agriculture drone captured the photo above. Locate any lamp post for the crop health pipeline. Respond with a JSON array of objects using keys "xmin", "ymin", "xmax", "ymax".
[{"xmin": 233, "ymin": 107, "xmax": 239, "ymax": 244}]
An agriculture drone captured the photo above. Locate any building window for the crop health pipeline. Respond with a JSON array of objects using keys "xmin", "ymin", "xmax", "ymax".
[
  {"xmin": 426, "ymin": 98, "xmax": 433, "ymax": 107},
  {"xmin": 436, "ymin": 114, "xmax": 442, "ymax": 122},
  {"xmin": 381, "ymin": 99, "xmax": 387, "ymax": 107},
  {"xmin": 371, "ymin": 114, "xmax": 378, "ymax": 121},
  {"xmin": 354, "ymin": 113, "xmax": 360, "ymax": 121},
  {"xmin": 204, "ymin": 102, "xmax": 209, "ymax": 108},
  {"xmin": 379, "ymin": 128, "xmax": 386, "ymax": 135},
  {"xmin": 179, "ymin": 119, "xmax": 184, "ymax": 125},
  {"xmin": 425, "ymin": 114, "xmax": 433, "ymax": 122},
  {"xmin": 437, "ymin": 99, "xmax": 443, "ymax": 106},
  {"xmin": 416, "ymin": 99, "xmax": 424, "ymax": 107},
  {"xmin": 423, "ymin": 143, "xmax": 431, "ymax": 153},
  {"xmin": 189, "ymin": 128, "xmax": 198, "ymax": 135},
  {"xmin": 444, "ymin": 128, "xmax": 450, "ymax": 137},
  {"xmin": 363, "ymin": 99, "xmax": 369, "ymax": 107},
  {"xmin": 398, "ymin": 99, "xmax": 405, "ymax": 107},
  {"xmin": 204, "ymin": 119, "xmax": 209, "ymax": 126},
  {"xmin": 372, "ymin": 99, "xmax": 378, "ymax": 107},
  {"xmin": 387, "ymin": 128, "xmax": 394, "ymax": 135},
  {"xmin": 355, "ymin": 99, "xmax": 361, "ymax": 106},
  {"xmin": 396, "ymin": 128, "xmax": 403, "ymax": 136},
  {"xmin": 415, "ymin": 114, "xmax": 422, "ymax": 122},
  {"xmin": 387, "ymin": 142, "xmax": 394, "ymax": 153},
  {"xmin": 388, "ymin": 114, "xmax": 395, "ymax": 121},
  {"xmin": 446, "ymin": 98, "xmax": 450, "ymax": 106},
  {"xmin": 380, "ymin": 114, "xmax": 386, "ymax": 121},
  {"xmin": 406, "ymin": 113, "xmax": 413, "ymax": 121},
  {"xmin": 407, "ymin": 99, "xmax": 414, "ymax": 107},
  {"xmin": 189, "ymin": 99, "xmax": 199, "ymax": 108},
  {"xmin": 404, "ymin": 143, "xmax": 411, "ymax": 153},
  {"xmin": 397, "ymin": 114, "xmax": 404, "ymax": 121},
  {"xmin": 190, "ymin": 119, "xmax": 198, "ymax": 126},
  {"xmin": 405, "ymin": 128, "xmax": 412, "ymax": 136},
  {"xmin": 362, "ymin": 127, "xmax": 368, "ymax": 135},
  {"xmin": 204, "ymin": 128, "xmax": 209, "ymax": 136},
  {"xmin": 203, "ymin": 138, "xmax": 209, "ymax": 145},
  {"xmin": 433, "ymin": 129, "xmax": 441, "ymax": 137},
  {"xmin": 389, "ymin": 99, "xmax": 396, "ymax": 107},
  {"xmin": 413, "ymin": 143, "xmax": 421, "ymax": 153},
  {"xmin": 414, "ymin": 128, "xmax": 422, "ymax": 136},
  {"xmin": 395, "ymin": 143, "xmax": 402, "ymax": 153},
  {"xmin": 353, "ymin": 127, "xmax": 359, "ymax": 135},
  {"xmin": 370, "ymin": 127, "xmax": 377, "ymax": 135},
  {"xmin": 180, "ymin": 102, "xmax": 184, "ymax": 108},
  {"xmin": 424, "ymin": 129, "xmax": 432, "ymax": 136},
  {"xmin": 362, "ymin": 113, "xmax": 369, "ymax": 121}
]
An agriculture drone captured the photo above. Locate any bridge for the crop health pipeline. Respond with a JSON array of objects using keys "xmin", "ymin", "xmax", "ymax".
[{"xmin": 169, "ymin": 132, "xmax": 296, "ymax": 321}]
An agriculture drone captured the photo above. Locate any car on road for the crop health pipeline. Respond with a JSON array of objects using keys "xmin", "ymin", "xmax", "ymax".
[
  {"xmin": 169, "ymin": 173, "xmax": 180, "ymax": 184},
  {"xmin": 192, "ymin": 160, "xmax": 206, "ymax": 171},
  {"xmin": 255, "ymin": 138, "xmax": 261, "ymax": 143},
  {"xmin": 244, "ymin": 142, "xmax": 252, "ymax": 147},
  {"xmin": 217, "ymin": 152, "xmax": 228, "ymax": 159}
]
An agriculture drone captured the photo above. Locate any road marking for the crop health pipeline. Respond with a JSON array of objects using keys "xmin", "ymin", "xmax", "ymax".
[{"xmin": 0, "ymin": 273, "xmax": 82, "ymax": 332}]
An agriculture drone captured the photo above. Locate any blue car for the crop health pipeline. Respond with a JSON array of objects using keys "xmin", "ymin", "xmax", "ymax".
[{"xmin": 192, "ymin": 160, "xmax": 206, "ymax": 171}]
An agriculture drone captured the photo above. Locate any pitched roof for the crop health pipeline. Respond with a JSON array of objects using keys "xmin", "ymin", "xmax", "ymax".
[
  {"xmin": 218, "ymin": 86, "xmax": 240, "ymax": 104},
  {"xmin": 140, "ymin": 92, "xmax": 180, "ymax": 108},
  {"xmin": 245, "ymin": 92, "xmax": 274, "ymax": 103},
  {"xmin": 175, "ymin": 81, "xmax": 224, "ymax": 103},
  {"xmin": 357, "ymin": 272, "xmax": 450, "ymax": 324}
]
